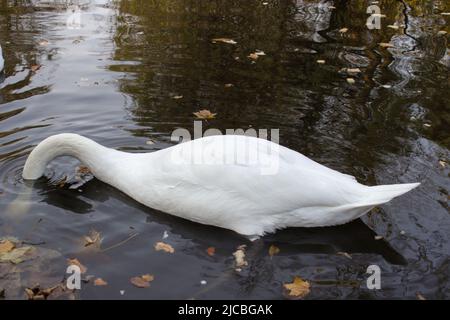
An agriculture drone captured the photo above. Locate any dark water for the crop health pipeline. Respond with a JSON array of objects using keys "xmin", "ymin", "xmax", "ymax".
[{"xmin": 0, "ymin": 0, "xmax": 449, "ymax": 299}]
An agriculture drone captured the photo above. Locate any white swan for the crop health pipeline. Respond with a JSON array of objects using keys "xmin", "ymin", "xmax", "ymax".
[
  {"xmin": 22, "ymin": 133, "xmax": 419, "ymax": 237},
  {"xmin": 0, "ymin": 44, "xmax": 4, "ymax": 72}
]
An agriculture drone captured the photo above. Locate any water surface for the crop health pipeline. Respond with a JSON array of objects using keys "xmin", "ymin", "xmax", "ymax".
[{"xmin": 0, "ymin": 0, "xmax": 449, "ymax": 299}]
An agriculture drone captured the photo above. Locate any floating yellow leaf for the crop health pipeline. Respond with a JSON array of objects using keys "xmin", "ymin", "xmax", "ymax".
[
  {"xmin": 379, "ymin": 42, "xmax": 394, "ymax": 48},
  {"xmin": 346, "ymin": 78, "xmax": 356, "ymax": 84},
  {"xmin": 67, "ymin": 258, "xmax": 87, "ymax": 274},
  {"xmin": 154, "ymin": 241, "xmax": 175, "ymax": 253},
  {"xmin": 94, "ymin": 278, "xmax": 108, "ymax": 286},
  {"xmin": 316, "ymin": 59, "xmax": 326, "ymax": 64},
  {"xmin": 339, "ymin": 27, "xmax": 348, "ymax": 33},
  {"xmin": 268, "ymin": 245, "xmax": 280, "ymax": 257},
  {"xmin": 284, "ymin": 276, "xmax": 310, "ymax": 298},
  {"xmin": 193, "ymin": 109, "xmax": 217, "ymax": 120},
  {"xmin": 172, "ymin": 95, "xmax": 183, "ymax": 99},
  {"xmin": 212, "ymin": 38, "xmax": 237, "ymax": 45},
  {"xmin": 130, "ymin": 274, "xmax": 154, "ymax": 288},
  {"xmin": 0, "ymin": 240, "xmax": 15, "ymax": 254},
  {"xmin": 206, "ymin": 247, "xmax": 215, "ymax": 256},
  {"xmin": 437, "ymin": 30, "xmax": 447, "ymax": 35},
  {"xmin": 387, "ymin": 25, "xmax": 399, "ymax": 30}
]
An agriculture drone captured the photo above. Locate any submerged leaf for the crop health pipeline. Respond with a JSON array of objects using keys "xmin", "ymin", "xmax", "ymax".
[
  {"xmin": 0, "ymin": 240, "xmax": 15, "ymax": 254},
  {"xmin": 0, "ymin": 246, "xmax": 33, "ymax": 264},
  {"xmin": 268, "ymin": 245, "xmax": 280, "ymax": 257},
  {"xmin": 154, "ymin": 242, "xmax": 175, "ymax": 253},
  {"xmin": 284, "ymin": 276, "xmax": 310, "ymax": 298}
]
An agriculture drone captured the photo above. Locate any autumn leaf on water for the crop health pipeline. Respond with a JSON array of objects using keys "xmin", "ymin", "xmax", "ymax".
[
  {"xmin": 211, "ymin": 38, "xmax": 237, "ymax": 45},
  {"xmin": 84, "ymin": 229, "xmax": 102, "ymax": 247},
  {"xmin": 283, "ymin": 276, "xmax": 310, "ymax": 298},
  {"xmin": 94, "ymin": 278, "xmax": 108, "ymax": 286},
  {"xmin": 154, "ymin": 241, "xmax": 175, "ymax": 253},
  {"xmin": 346, "ymin": 78, "xmax": 356, "ymax": 84},
  {"xmin": 233, "ymin": 245, "xmax": 248, "ymax": 271},
  {"xmin": 77, "ymin": 166, "xmax": 91, "ymax": 175},
  {"xmin": 31, "ymin": 64, "xmax": 42, "ymax": 72},
  {"xmin": 25, "ymin": 284, "xmax": 61, "ymax": 300},
  {"xmin": 339, "ymin": 27, "xmax": 349, "ymax": 33},
  {"xmin": 67, "ymin": 258, "xmax": 87, "ymax": 274},
  {"xmin": 172, "ymin": 95, "xmax": 183, "ymax": 99},
  {"xmin": 193, "ymin": 109, "xmax": 217, "ymax": 120},
  {"xmin": 268, "ymin": 245, "xmax": 280, "ymax": 257},
  {"xmin": 206, "ymin": 247, "xmax": 215, "ymax": 256},
  {"xmin": 378, "ymin": 42, "xmax": 394, "ymax": 48},
  {"xmin": 0, "ymin": 239, "xmax": 15, "ymax": 254},
  {"xmin": 130, "ymin": 274, "xmax": 154, "ymax": 288},
  {"xmin": 316, "ymin": 59, "xmax": 326, "ymax": 64}
]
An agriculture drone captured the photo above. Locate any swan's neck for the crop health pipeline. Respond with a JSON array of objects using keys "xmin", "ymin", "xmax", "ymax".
[{"xmin": 23, "ymin": 133, "xmax": 121, "ymax": 181}]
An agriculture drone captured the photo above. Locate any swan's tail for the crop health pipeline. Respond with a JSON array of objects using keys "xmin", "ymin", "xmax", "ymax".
[{"xmin": 365, "ymin": 182, "xmax": 420, "ymax": 206}]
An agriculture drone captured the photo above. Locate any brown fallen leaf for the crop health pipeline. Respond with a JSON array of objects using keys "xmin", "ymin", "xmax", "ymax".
[
  {"xmin": 284, "ymin": 276, "xmax": 310, "ymax": 298},
  {"xmin": 84, "ymin": 229, "xmax": 102, "ymax": 247},
  {"xmin": 154, "ymin": 241, "xmax": 175, "ymax": 253},
  {"xmin": 94, "ymin": 278, "xmax": 108, "ymax": 286},
  {"xmin": 248, "ymin": 53, "xmax": 259, "ymax": 60},
  {"xmin": 193, "ymin": 109, "xmax": 217, "ymax": 120},
  {"xmin": 25, "ymin": 284, "xmax": 61, "ymax": 300},
  {"xmin": 67, "ymin": 258, "xmax": 87, "ymax": 274},
  {"xmin": 211, "ymin": 38, "xmax": 237, "ymax": 45},
  {"xmin": 206, "ymin": 247, "xmax": 216, "ymax": 256},
  {"xmin": 31, "ymin": 64, "xmax": 42, "ymax": 72},
  {"xmin": 57, "ymin": 176, "xmax": 67, "ymax": 188},
  {"xmin": 130, "ymin": 274, "xmax": 154, "ymax": 288},
  {"xmin": 77, "ymin": 166, "xmax": 91, "ymax": 175},
  {"xmin": 268, "ymin": 245, "xmax": 280, "ymax": 257},
  {"xmin": 0, "ymin": 240, "xmax": 15, "ymax": 254}
]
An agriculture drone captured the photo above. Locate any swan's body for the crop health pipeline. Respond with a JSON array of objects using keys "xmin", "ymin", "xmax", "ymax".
[
  {"xmin": 0, "ymin": 44, "xmax": 4, "ymax": 72},
  {"xmin": 23, "ymin": 133, "xmax": 419, "ymax": 237}
]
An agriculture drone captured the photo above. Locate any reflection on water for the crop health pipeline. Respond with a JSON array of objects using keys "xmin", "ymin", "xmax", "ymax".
[{"xmin": 0, "ymin": 0, "xmax": 449, "ymax": 299}]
